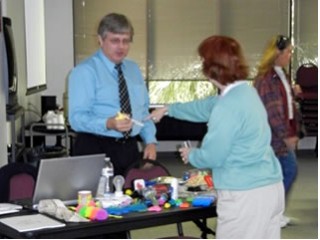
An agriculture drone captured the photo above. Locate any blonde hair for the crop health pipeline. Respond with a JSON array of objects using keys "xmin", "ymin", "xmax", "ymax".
[{"xmin": 255, "ymin": 36, "xmax": 279, "ymax": 78}]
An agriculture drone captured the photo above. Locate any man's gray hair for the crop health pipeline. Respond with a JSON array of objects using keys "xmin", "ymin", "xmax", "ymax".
[{"xmin": 97, "ymin": 13, "xmax": 134, "ymax": 41}]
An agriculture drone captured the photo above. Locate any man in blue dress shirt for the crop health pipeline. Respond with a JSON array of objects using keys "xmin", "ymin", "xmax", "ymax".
[{"xmin": 68, "ymin": 13, "xmax": 157, "ymax": 176}]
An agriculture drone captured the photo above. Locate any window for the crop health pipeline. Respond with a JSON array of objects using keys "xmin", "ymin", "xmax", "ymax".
[{"xmin": 73, "ymin": 0, "xmax": 291, "ymax": 105}]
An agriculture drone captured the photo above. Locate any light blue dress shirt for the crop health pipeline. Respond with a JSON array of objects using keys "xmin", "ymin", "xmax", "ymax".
[{"xmin": 68, "ymin": 49, "xmax": 157, "ymax": 144}]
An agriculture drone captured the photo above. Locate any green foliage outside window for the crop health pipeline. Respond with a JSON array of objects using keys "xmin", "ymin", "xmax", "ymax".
[{"xmin": 148, "ymin": 80, "xmax": 217, "ymax": 105}]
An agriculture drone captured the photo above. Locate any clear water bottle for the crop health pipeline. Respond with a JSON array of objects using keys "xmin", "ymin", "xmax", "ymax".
[
  {"xmin": 96, "ymin": 173, "xmax": 106, "ymax": 198},
  {"xmin": 96, "ymin": 157, "xmax": 114, "ymax": 198},
  {"xmin": 102, "ymin": 157, "xmax": 114, "ymax": 196}
]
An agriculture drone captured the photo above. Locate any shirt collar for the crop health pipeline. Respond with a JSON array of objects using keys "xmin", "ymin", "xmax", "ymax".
[
  {"xmin": 98, "ymin": 49, "xmax": 126, "ymax": 72},
  {"xmin": 274, "ymin": 66, "xmax": 284, "ymax": 74},
  {"xmin": 221, "ymin": 81, "xmax": 247, "ymax": 97}
]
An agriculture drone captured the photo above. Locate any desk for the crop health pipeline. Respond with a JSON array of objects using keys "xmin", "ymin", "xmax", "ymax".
[{"xmin": 0, "ymin": 205, "xmax": 216, "ymax": 239}]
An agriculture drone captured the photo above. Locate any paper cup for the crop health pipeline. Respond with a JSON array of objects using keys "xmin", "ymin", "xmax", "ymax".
[{"xmin": 78, "ymin": 190, "xmax": 92, "ymax": 206}]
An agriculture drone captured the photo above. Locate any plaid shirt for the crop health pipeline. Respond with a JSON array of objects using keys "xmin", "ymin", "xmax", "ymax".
[{"xmin": 254, "ymin": 69, "xmax": 299, "ymax": 156}]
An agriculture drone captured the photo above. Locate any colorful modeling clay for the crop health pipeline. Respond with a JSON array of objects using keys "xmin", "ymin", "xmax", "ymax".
[
  {"xmin": 76, "ymin": 204, "xmax": 108, "ymax": 221},
  {"xmin": 148, "ymin": 205, "xmax": 162, "ymax": 212},
  {"xmin": 179, "ymin": 202, "xmax": 190, "ymax": 208},
  {"xmin": 164, "ymin": 203, "xmax": 171, "ymax": 209}
]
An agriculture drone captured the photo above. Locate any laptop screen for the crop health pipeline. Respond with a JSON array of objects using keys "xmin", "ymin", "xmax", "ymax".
[{"xmin": 32, "ymin": 154, "xmax": 105, "ymax": 208}]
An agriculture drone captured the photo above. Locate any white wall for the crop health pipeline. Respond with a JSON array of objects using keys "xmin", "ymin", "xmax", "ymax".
[
  {"xmin": 0, "ymin": 0, "xmax": 73, "ymax": 166},
  {"xmin": 3, "ymin": 0, "xmax": 74, "ymax": 114},
  {"xmin": 0, "ymin": 0, "xmax": 26, "ymax": 167},
  {"xmin": 42, "ymin": 0, "xmax": 74, "ymax": 108}
]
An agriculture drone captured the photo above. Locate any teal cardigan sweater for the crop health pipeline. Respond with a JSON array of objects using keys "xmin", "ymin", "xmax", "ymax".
[{"xmin": 168, "ymin": 82, "xmax": 282, "ymax": 190}]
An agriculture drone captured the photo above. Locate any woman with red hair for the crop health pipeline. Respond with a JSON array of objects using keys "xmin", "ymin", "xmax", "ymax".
[{"xmin": 148, "ymin": 36, "xmax": 284, "ymax": 238}]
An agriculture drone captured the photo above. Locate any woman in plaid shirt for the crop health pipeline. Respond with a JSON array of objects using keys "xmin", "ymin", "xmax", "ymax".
[{"xmin": 254, "ymin": 35, "xmax": 301, "ymax": 228}]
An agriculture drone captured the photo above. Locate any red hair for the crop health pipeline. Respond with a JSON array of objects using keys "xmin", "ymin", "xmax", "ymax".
[{"xmin": 198, "ymin": 35, "xmax": 248, "ymax": 85}]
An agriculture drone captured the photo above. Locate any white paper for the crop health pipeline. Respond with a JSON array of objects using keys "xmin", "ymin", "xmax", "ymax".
[
  {"xmin": 0, "ymin": 214, "xmax": 65, "ymax": 232},
  {"xmin": 0, "ymin": 203, "xmax": 22, "ymax": 215}
]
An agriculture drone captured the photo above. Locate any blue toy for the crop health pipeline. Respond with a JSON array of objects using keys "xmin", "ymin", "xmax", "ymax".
[
  {"xmin": 192, "ymin": 196, "xmax": 215, "ymax": 207},
  {"xmin": 106, "ymin": 203, "xmax": 148, "ymax": 215}
]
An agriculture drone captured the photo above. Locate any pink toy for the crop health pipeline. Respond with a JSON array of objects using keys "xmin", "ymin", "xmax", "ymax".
[{"xmin": 148, "ymin": 205, "xmax": 162, "ymax": 212}]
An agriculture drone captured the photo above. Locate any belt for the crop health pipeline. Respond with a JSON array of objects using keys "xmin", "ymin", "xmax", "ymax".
[{"xmin": 94, "ymin": 134, "xmax": 137, "ymax": 144}]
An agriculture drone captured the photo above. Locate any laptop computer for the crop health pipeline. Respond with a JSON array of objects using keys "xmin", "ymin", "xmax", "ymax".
[{"xmin": 31, "ymin": 154, "xmax": 105, "ymax": 209}]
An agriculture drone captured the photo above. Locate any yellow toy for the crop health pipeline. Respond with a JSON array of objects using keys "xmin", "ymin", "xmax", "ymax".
[{"xmin": 116, "ymin": 112, "xmax": 129, "ymax": 120}]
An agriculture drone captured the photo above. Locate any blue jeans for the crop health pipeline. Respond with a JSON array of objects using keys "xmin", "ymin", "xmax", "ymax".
[{"xmin": 278, "ymin": 150, "xmax": 298, "ymax": 194}]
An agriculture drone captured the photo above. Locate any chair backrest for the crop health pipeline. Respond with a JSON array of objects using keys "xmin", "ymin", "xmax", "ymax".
[
  {"xmin": 0, "ymin": 163, "xmax": 37, "ymax": 202},
  {"xmin": 124, "ymin": 159, "xmax": 171, "ymax": 189},
  {"xmin": 9, "ymin": 173, "xmax": 36, "ymax": 201},
  {"xmin": 296, "ymin": 63, "xmax": 318, "ymax": 89}
]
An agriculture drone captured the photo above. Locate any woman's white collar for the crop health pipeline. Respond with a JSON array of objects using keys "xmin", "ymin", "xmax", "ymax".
[{"xmin": 221, "ymin": 81, "xmax": 247, "ymax": 96}]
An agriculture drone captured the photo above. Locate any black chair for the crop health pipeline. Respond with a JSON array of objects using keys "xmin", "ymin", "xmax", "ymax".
[
  {"xmin": 124, "ymin": 159, "xmax": 171, "ymax": 189},
  {"xmin": 0, "ymin": 162, "xmax": 37, "ymax": 203},
  {"xmin": 295, "ymin": 64, "xmax": 318, "ymax": 154},
  {"xmin": 296, "ymin": 63, "xmax": 318, "ymax": 99},
  {"xmin": 296, "ymin": 63, "xmax": 318, "ymax": 137}
]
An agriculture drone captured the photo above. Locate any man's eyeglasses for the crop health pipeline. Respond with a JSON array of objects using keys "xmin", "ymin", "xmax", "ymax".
[{"xmin": 276, "ymin": 35, "xmax": 290, "ymax": 51}]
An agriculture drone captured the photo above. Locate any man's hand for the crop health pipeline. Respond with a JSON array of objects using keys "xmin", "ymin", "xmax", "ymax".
[
  {"xmin": 106, "ymin": 112, "xmax": 133, "ymax": 132},
  {"xmin": 143, "ymin": 143, "xmax": 157, "ymax": 160}
]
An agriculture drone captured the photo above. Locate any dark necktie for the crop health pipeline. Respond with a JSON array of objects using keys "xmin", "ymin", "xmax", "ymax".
[{"xmin": 115, "ymin": 63, "xmax": 132, "ymax": 138}]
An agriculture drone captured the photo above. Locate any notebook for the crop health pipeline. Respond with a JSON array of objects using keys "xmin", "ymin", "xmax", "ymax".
[{"xmin": 32, "ymin": 154, "xmax": 105, "ymax": 209}]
